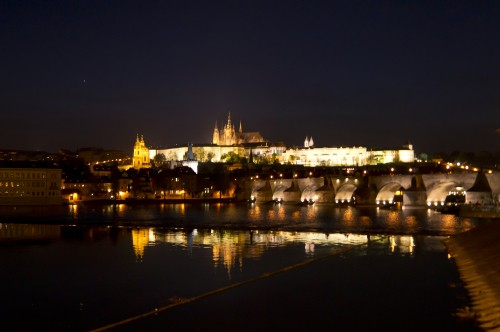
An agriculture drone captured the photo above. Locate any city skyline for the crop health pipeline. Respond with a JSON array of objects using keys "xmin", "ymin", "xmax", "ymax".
[{"xmin": 1, "ymin": 1, "xmax": 499, "ymax": 154}]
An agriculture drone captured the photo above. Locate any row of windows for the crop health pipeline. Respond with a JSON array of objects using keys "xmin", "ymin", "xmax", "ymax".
[
  {"xmin": 0, "ymin": 172, "xmax": 47, "ymax": 179},
  {"xmin": 0, "ymin": 191, "xmax": 60, "ymax": 197},
  {"xmin": 0, "ymin": 181, "xmax": 60, "ymax": 188}
]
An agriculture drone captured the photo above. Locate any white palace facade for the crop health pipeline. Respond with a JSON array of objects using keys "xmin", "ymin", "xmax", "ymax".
[{"xmin": 282, "ymin": 139, "xmax": 414, "ymax": 167}]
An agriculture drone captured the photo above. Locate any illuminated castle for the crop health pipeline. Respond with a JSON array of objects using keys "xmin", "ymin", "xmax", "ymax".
[{"xmin": 212, "ymin": 113, "xmax": 265, "ymax": 146}]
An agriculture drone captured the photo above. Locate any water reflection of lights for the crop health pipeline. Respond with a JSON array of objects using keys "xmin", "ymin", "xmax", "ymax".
[
  {"xmin": 139, "ymin": 228, "xmax": 372, "ymax": 273},
  {"xmin": 68, "ymin": 204, "xmax": 79, "ymax": 218},
  {"xmin": 388, "ymin": 235, "xmax": 415, "ymax": 254},
  {"xmin": 305, "ymin": 205, "xmax": 316, "ymax": 220},
  {"xmin": 131, "ymin": 228, "xmax": 154, "ymax": 262},
  {"xmin": 305, "ymin": 242, "xmax": 315, "ymax": 255},
  {"xmin": 441, "ymin": 214, "xmax": 458, "ymax": 229},
  {"xmin": 359, "ymin": 216, "xmax": 372, "ymax": 227}
]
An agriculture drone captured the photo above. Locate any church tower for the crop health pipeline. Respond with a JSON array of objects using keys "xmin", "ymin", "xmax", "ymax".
[
  {"xmin": 212, "ymin": 122, "xmax": 220, "ymax": 145},
  {"xmin": 223, "ymin": 112, "xmax": 236, "ymax": 145},
  {"xmin": 133, "ymin": 134, "xmax": 151, "ymax": 170}
]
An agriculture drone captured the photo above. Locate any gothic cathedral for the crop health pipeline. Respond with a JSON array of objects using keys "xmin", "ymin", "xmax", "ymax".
[
  {"xmin": 212, "ymin": 113, "xmax": 265, "ymax": 146},
  {"xmin": 212, "ymin": 113, "xmax": 241, "ymax": 145}
]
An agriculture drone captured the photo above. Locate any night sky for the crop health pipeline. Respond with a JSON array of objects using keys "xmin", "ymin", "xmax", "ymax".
[{"xmin": 1, "ymin": 0, "xmax": 499, "ymax": 154}]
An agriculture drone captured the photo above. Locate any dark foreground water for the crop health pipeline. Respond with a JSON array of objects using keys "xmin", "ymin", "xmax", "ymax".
[{"xmin": 0, "ymin": 204, "xmax": 484, "ymax": 331}]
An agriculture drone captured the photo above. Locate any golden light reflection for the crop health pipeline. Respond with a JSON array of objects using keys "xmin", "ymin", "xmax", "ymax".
[
  {"xmin": 144, "ymin": 229, "xmax": 370, "ymax": 275},
  {"xmin": 440, "ymin": 214, "xmax": 458, "ymax": 229},
  {"xmin": 340, "ymin": 207, "xmax": 355, "ymax": 227},
  {"xmin": 387, "ymin": 211, "xmax": 399, "ymax": 225},
  {"xmin": 405, "ymin": 215, "xmax": 417, "ymax": 228},
  {"xmin": 131, "ymin": 228, "xmax": 152, "ymax": 262},
  {"xmin": 305, "ymin": 205, "xmax": 316, "ymax": 221},
  {"xmin": 68, "ymin": 204, "xmax": 79, "ymax": 219},
  {"xmin": 278, "ymin": 205, "xmax": 286, "ymax": 221},
  {"xmin": 359, "ymin": 216, "xmax": 372, "ymax": 228},
  {"xmin": 117, "ymin": 203, "xmax": 126, "ymax": 213},
  {"xmin": 388, "ymin": 235, "xmax": 415, "ymax": 255}
]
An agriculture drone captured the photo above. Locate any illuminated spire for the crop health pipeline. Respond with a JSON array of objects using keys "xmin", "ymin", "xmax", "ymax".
[{"xmin": 239, "ymin": 121, "xmax": 242, "ymax": 133}]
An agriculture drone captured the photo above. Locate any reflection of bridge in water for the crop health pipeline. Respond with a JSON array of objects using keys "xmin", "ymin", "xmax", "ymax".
[
  {"xmin": 247, "ymin": 172, "xmax": 500, "ymax": 207},
  {"xmin": 131, "ymin": 228, "xmax": 420, "ymax": 274}
]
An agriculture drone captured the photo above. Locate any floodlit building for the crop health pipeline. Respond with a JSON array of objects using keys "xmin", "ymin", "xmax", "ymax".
[
  {"xmin": 0, "ymin": 161, "xmax": 62, "ymax": 205},
  {"xmin": 283, "ymin": 141, "xmax": 414, "ymax": 167},
  {"xmin": 133, "ymin": 134, "xmax": 151, "ymax": 170},
  {"xmin": 212, "ymin": 113, "xmax": 265, "ymax": 146}
]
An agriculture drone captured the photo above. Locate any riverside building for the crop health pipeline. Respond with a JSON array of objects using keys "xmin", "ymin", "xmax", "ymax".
[{"xmin": 0, "ymin": 161, "xmax": 62, "ymax": 205}]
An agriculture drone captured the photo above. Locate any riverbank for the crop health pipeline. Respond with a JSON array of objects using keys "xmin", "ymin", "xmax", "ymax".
[
  {"xmin": 446, "ymin": 221, "xmax": 500, "ymax": 330},
  {"xmin": 459, "ymin": 204, "xmax": 500, "ymax": 218},
  {"xmin": 79, "ymin": 197, "xmax": 237, "ymax": 205}
]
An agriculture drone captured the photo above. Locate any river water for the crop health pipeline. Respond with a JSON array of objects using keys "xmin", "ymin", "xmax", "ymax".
[{"xmin": 0, "ymin": 203, "xmax": 483, "ymax": 331}]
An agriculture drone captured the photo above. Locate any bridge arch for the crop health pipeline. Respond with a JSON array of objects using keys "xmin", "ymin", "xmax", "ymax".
[
  {"xmin": 272, "ymin": 184, "xmax": 289, "ymax": 202},
  {"xmin": 376, "ymin": 182, "xmax": 404, "ymax": 205},
  {"xmin": 335, "ymin": 183, "xmax": 357, "ymax": 204},
  {"xmin": 301, "ymin": 185, "xmax": 319, "ymax": 203},
  {"xmin": 426, "ymin": 181, "xmax": 462, "ymax": 207}
]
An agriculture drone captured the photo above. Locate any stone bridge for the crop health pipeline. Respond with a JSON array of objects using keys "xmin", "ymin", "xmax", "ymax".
[{"xmin": 242, "ymin": 172, "xmax": 500, "ymax": 207}]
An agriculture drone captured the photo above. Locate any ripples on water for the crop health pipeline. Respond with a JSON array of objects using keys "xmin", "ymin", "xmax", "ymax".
[
  {"xmin": 0, "ymin": 204, "xmax": 478, "ymax": 331},
  {"xmin": 0, "ymin": 203, "xmax": 478, "ymax": 235}
]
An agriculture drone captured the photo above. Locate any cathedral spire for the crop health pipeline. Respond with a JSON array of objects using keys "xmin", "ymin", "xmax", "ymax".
[
  {"xmin": 239, "ymin": 121, "xmax": 242, "ymax": 133},
  {"xmin": 227, "ymin": 112, "xmax": 231, "ymax": 126}
]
